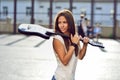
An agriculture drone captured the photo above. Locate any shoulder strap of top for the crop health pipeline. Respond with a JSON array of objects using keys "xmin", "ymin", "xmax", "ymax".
[{"xmin": 53, "ymin": 35, "xmax": 64, "ymax": 44}]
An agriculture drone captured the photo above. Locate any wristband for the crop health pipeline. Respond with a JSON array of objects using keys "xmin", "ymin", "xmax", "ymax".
[{"xmin": 71, "ymin": 43, "xmax": 78, "ymax": 48}]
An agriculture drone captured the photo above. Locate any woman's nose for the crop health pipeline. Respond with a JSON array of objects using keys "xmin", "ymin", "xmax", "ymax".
[{"xmin": 60, "ymin": 23, "xmax": 64, "ymax": 27}]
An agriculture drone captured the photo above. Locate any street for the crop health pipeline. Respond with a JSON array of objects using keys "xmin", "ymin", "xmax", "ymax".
[{"xmin": 0, "ymin": 34, "xmax": 120, "ymax": 80}]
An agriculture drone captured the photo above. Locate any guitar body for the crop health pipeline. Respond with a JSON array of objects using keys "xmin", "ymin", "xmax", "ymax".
[{"xmin": 18, "ymin": 24, "xmax": 53, "ymax": 39}]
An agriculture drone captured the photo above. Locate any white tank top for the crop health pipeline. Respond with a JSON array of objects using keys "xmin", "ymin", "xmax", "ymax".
[{"xmin": 53, "ymin": 35, "xmax": 79, "ymax": 80}]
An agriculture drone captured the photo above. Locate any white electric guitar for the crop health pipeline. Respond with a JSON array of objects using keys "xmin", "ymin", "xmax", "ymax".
[{"xmin": 18, "ymin": 24, "xmax": 105, "ymax": 48}]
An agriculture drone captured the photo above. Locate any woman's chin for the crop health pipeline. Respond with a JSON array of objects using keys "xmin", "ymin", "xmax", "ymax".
[{"xmin": 61, "ymin": 31, "xmax": 65, "ymax": 33}]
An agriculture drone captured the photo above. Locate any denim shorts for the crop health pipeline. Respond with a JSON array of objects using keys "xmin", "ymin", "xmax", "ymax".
[
  {"xmin": 51, "ymin": 76, "xmax": 56, "ymax": 80},
  {"xmin": 52, "ymin": 76, "xmax": 75, "ymax": 80}
]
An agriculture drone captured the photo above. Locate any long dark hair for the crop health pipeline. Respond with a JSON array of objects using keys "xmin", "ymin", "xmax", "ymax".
[
  {"xmin": 54, "ymin": 9, "xmax": 78, "ymax": 56},
  {"xmin": 54, "ymin": 9, "xmax": 76, "ymax": 35}
]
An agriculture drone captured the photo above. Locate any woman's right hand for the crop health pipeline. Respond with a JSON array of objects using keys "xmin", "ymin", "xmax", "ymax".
[{"xmin": 70, "ymin": 33, "xmax": 80, "ymax": 44}]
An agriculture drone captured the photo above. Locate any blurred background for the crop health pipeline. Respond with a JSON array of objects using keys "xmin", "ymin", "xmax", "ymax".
[
  {"xmin": 0, "ymin": 0, "xmax": 120, "ymax": 38},
  {"xmin": 0, "ymin": 1, "xmax": 120, "ymax": 80}
]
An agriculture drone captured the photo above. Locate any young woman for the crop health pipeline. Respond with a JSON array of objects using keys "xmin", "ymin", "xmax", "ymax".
[{"xmin": 52, "ymin": 9, "xmax": 89, "ymax": 80}]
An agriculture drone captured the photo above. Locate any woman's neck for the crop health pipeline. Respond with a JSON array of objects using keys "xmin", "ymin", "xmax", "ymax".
[{"xmin": 64, "ymin": 32, "xmax": 70, "ymax": 37}]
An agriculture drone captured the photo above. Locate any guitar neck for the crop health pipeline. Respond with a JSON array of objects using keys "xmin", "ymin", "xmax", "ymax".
[{"xmin": 46, "ymin": 31, "xmax": 104, "ymax": 48}]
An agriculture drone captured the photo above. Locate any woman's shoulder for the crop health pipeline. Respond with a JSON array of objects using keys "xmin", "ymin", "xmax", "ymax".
[
  {"xmin": 53, "ymin": 35, "xmax": 67, "ymax": 51},
  {"xmin": 53, "ymin": 35, "xmax": 65, "ymax": 44},
  {"xmin": 53, "ymin": 35, "xmax": 63, "ymax": 40}
]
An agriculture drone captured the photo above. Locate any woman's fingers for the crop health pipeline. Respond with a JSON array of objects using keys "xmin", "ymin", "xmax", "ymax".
[
  {"xmin": 83, "ymin": 37, "xmax": 89, "ymax": 44},
  {"xmin": 71, "ymin": 33, "xmax": 80, "ymax": 44}
]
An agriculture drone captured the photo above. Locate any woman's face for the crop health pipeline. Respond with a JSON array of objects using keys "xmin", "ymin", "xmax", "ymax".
[{"xmin": 58, "ymin": 16, "xmax": 69, "ymax": 35}]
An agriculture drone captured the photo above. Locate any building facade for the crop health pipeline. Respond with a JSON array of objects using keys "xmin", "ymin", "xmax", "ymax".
[{"xmin": 0, "ymin": 0, "xmax": 120, "ymax": 26}]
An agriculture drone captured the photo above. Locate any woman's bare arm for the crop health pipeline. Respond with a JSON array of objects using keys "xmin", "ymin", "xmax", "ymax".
[
  {"xmin": 78, "ymin": 37, "xmax": 89, "ymax": 60},
  {"xmin": 53, "ymin": 38, "xmax": 75, "ymax": 66}
]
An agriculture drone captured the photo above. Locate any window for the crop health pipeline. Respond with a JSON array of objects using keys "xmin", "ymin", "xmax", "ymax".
[
  {"xmin": 40, "ymin": 5, "xmax": 44, "ymax": 8},
  {"xmin": 72, "ymin": 6, "xmax": 76, "ymax": 9},
  {"xmin": 26, "ymin": 7, "xmax": 31, "ymax": 16},
  {"xmin": 56, "ymin": 6, "xmax": 61, "ymax": 9},
  {"xmin": 3, "ymin": 6, "xmax": 8, "ymax": 16},
  {"xmin": 96, "ymin": 7, "xmax": 102, "ymax": 10}
]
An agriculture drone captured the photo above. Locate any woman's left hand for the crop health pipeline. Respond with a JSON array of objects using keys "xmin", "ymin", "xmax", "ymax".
[{"xmin": 82, "ymin": 37, "xmax": 89, "ymax": 44}]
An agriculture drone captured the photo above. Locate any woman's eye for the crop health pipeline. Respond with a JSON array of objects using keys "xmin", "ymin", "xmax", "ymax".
[
  {"xmin": 58, "ymin": 21, "xmax": 61, "ymax": 24},
  {"xmin": 63, "ymin": 21, "xmax": 67, "ymax": 24},
  {"xmin": 58, "ymin": 21, "xmax": 67, "ymax": 24}
]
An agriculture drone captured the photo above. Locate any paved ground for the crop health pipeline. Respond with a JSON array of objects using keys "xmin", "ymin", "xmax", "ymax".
[{"xmin": 0, "ymin": 34, "xmax": 120, "ymax": 80}]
